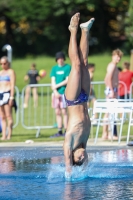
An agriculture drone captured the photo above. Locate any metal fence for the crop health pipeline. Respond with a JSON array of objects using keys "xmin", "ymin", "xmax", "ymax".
[
  {"xmin": 19, "ymin": 81, "xmax": 128, "ymax": 136},
  {"xmin": 21, "ymin": 84, "xmax": 56, "ymax": 137}
]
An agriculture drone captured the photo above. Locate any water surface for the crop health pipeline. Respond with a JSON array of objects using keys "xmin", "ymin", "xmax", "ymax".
[{"xmin": 0, "ymin": 147, "xmax": 133, "ymax": 200}]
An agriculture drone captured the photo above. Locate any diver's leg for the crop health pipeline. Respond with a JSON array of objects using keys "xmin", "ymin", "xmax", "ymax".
[
  {"xmin": 65, "ymin": 13, "xmax": 81, "ymax": 100},
  {"xmin": 79, "ymin": 18, "xmax": 95, "ymax": 95}
]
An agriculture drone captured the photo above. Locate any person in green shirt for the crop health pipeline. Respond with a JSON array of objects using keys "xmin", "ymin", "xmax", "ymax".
[{"xmin": 50, "ymin": 52, "xmax": 71, "ymax": 137}]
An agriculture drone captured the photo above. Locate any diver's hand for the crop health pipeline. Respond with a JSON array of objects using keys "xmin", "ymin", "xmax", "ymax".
[
  {"xmin": 65, "ymin": 164, "xmax": 72, "ymax": 181},
  {"xmin": 65, "ymin": 171, "xmax": 72, "ymax": 181}
]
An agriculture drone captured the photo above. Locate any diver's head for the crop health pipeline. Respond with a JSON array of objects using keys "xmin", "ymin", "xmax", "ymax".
[{"xmin": 72, "ymin": 148, "xmax": 88, "ymax": 166}]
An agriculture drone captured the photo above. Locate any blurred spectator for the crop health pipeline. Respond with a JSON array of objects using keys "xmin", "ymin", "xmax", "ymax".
[
  {"xmin": 23, "ymin": 63, "xmax": 40, "ymax": 108},
  {"xmin": 0, "ymin": 56, "xmax": 16, "ymax": 140},
  {"xmin": 102, "ymin": 49, "xmax": 123, "ymax": 140},
  {"xmin": 118, "ymin": 61, "xmax": 133, "ymax": 100},
  {"xmin": 50, "ymin": 52, "xmax": 71, "ymax": 137}
]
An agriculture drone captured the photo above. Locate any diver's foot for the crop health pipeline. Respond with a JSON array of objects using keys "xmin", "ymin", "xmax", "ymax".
[
  {"xmin": 80, "ymin": 18, "xmax": 95, "ymax": 31},
  {"xmin": 68, "ymin": 12, "xmax": 80, "ymax": 31}
]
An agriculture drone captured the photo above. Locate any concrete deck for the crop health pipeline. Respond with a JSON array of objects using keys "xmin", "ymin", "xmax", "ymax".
[{"xmin": 0, "ymin": 138, "xmax": 130, "ymax": 148}]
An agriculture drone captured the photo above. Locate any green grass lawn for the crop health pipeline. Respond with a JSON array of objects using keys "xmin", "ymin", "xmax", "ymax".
[
  {"xmin": 0, "ymin": 53, "xmax": 131, "ymax": 143},
  {"xmin": 13, "ymin": 53, "xmax": 130, "ymax": 91}
]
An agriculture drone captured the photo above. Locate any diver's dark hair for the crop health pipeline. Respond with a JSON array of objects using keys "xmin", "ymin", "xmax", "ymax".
[
  {"xmin": 72, "ymin": 153, "xmax": 84, "ymax": 166},
  {"xmin": 73, "ymin": 160, "xmax": 84, "ymax": 166}
]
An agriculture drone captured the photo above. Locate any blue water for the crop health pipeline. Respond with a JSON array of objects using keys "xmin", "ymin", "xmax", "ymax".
[{"xmin": 0, "ymin": 147, "xmax": 133, "ymax": 200}]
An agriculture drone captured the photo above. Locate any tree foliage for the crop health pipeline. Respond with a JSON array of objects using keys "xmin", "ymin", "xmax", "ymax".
[
  {"xmin": 0, "ymin": 0, "xmax": 130, "ymax": 57},
  {"xmin": 125, "ymin": 0, "xmax": 133, "ymax": 47}
]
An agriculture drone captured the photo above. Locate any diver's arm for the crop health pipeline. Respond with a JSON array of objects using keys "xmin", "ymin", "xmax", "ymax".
[
  {"xmin": 63, "ymin": 136, "xmax": 73, "ymax": 177},
  {"xmin": 64, "ymin": 147, "xmax": 72, "ymax": 177}
]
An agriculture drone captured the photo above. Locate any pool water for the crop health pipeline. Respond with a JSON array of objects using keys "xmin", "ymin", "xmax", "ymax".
[{"xmin": 0, "ymin": 147, "xmax": 133, "ymax": 200}]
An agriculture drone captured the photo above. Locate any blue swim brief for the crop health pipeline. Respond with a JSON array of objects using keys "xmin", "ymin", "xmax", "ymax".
[{"xmin": 65, "ymin": 89, "xmax": 88, "ymax": 106}]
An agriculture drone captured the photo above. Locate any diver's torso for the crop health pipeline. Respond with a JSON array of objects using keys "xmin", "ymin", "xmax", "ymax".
[{"xmin": 66, "ymin": 103, "xmax": 91, "ymax": 150}]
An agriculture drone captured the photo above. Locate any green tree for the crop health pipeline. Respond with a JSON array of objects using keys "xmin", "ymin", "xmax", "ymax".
[
  {"xmin": 1, "ymin": 0, "xmax": 98, "ymax": 56},
  {"xmin": 125, "ymin": 0, "xmax": 133, "ymax": 47},
  {"xmin": 0, "ymin": 0, "xmax": 130, "ymax": 57}
]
